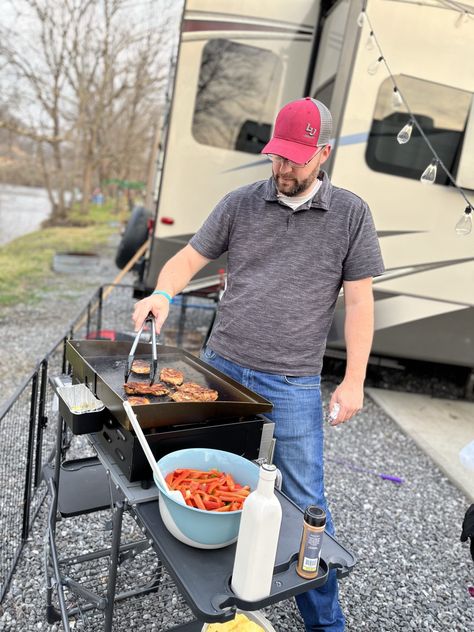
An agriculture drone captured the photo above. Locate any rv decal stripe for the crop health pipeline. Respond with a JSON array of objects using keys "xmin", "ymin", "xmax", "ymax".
[
  {"xmin": 328, "ymin": 295, "xmax": 468, "ymax": 344},
  {"xmin": 221, "ymin": 132, "xmax": 373, "ymax": 174},
  {"xmin": 377, "ymin": 230, "xmax": 424, "ymax": 238},
  {"xmin": 337, "ymin": 132, "xmax": 369, "ymax": 146},
  {"xmin": 183, "ymin": 19, "xmax": 313, "ymax": 36},
  {"xmin": 221, "ymin": 159, "xmax": 268, "ymax": 174}
]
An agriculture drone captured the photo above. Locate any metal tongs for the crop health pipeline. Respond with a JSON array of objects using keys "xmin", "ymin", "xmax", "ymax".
[{"xmin": 124, "ymin": 313, "xmax": 158, "ymax": 385}]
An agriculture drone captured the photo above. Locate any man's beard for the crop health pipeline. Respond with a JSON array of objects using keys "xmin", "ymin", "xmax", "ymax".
[{"xmin": 274, "ymin": 165, "xmax": 319, "ymax": 197}]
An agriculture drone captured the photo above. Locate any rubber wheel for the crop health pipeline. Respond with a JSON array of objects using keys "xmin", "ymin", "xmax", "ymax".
[{"xmin": 115, "ymin": 206, "xmax": 149, "ymax": 269}]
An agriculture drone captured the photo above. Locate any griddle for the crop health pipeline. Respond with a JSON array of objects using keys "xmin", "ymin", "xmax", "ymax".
[{"xmin": 66, "ymin": 340, "xmax": 273, "ymax": 430}]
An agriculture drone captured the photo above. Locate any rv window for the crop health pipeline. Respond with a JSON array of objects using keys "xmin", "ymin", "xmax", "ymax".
[
  {"xmin": 192, "ymin": 39, "xmax": 281, "ymax": 154},
  {"xmin": 366, "ymin": 75, "xmax": 472, "ymax": 187}
]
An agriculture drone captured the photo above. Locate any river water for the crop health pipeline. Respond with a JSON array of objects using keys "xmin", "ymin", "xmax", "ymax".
[{"xmin": 0, "ymin": 184, "xmax": 52, "ymax": 246}]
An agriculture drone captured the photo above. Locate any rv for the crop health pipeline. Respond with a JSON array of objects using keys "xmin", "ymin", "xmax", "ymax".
[{"xmin": 129, "ymin": 0, "xmax": 474, "ymax": 372}]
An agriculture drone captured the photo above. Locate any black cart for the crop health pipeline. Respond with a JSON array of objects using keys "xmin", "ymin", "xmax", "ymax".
[{"xmin": 44, "ymin": 374, "xmax": 356, "ymax": 631}]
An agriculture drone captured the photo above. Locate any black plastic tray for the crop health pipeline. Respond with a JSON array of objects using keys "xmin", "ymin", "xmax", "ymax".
[{"xmin": 134, "ymin": 491, "xmax": 356, "ymax": 624}]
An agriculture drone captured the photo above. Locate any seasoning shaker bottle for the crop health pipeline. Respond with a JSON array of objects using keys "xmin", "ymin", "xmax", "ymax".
[
  {"xmin": 296, "ymin": 505, "xmax": 326, "ymax": 579},
  {"xmin": 231, "ymin": 463, "xmax": 282, "ymax": 601}
]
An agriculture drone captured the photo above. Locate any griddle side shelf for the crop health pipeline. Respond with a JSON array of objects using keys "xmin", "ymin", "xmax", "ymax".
[{"xmin": 134, "ymin": 495, "xmax": 356, "ymax": 624}]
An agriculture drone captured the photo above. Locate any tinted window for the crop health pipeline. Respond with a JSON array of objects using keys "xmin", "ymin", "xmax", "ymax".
[
  {"xmin": 313, "ymin": 78, "xmax": 335, "ymax": 112},
  {"xmin": 366, "ymin": 75, "xmax": 472, "ymax": 185},
  {"xmin": 192, "ymin": 39, "xmax": 282, "ymax": 154}
]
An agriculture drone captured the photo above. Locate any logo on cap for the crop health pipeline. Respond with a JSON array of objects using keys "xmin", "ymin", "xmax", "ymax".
[{"xmin": 305, "ymin": 123, "xmax": 317, "ymax": 138}]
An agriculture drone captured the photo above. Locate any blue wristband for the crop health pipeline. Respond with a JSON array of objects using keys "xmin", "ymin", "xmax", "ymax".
[{"xmin": 152, "ymin": 290, "xmax": 172, "ymax": 302}]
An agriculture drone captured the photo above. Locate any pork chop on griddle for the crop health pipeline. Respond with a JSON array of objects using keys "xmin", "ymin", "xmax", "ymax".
[
  {"xmin": 171, "ymin": 382, "xmax": 218, "ymax": 402},
  {"xmin": 123, "ymin": 382, "xmax": 169, "ymax": 396},
  {"xmin": 159, "ymin": 367, "xmax": 185, "ymax": 386}
]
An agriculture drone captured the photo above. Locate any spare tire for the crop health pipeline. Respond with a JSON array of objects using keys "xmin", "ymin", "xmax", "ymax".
[{"xmin": 115, "ymin": 206, "xmax": 150, "ymax": 269}]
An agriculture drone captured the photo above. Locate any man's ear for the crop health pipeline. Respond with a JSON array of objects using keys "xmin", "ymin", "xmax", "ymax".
[{"xmin": 320, "ymin": 145, "xmax": 332, "ymax": 165}]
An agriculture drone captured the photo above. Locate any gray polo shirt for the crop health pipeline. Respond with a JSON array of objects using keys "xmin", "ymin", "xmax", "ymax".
[{"xmin": 190, "ymin": 171, "xmax": 385, "ymax": 375}]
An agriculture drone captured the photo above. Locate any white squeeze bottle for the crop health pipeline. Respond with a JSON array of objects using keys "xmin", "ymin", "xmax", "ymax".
[{"xmin": 231, "ymin": 463, "xmax": 282, "ymax": 601}]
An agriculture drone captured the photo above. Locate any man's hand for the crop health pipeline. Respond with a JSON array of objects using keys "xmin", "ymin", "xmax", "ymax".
[
  {"xmin": 133, "ymin": 294, "xmax": 170, "ymax": 334},
  {"xmin": 328, "ymin": 277, "xmax": 374, "ymax": 425},
  {"xmin": 328, "ymin": 379, "xmax": 364, "ymax": 425}
]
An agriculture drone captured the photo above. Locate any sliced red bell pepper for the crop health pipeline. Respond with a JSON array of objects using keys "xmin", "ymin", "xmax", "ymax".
[
  {"xmin": 169, "ymin": 468, "xmax": 191, "ymax": 489},
  {"xmin": 193, "ymin": 493, "xmax": 206, "ymax": 511},
  {"xmin": 225, "ymin": 473, "xmax": 235, "ymax": 491}
]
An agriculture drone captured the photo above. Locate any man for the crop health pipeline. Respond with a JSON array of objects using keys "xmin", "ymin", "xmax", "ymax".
[{"xmin": 133, "ymin": 97, "xmax": 385, "ymax": 631}]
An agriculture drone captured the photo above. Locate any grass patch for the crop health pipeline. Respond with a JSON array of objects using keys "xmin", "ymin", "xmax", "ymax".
[
  {"xmin": 67, "ymin": 199, "xmax": 123, "ymax": 226},
  {"xmin": 0, "ymin": 223, "xmax": 115, "ymax": 306}
]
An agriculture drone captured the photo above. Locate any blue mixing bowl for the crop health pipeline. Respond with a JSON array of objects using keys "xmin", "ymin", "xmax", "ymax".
[{"xmin": 154, "ymin": 448, "xmax": 260, "ymax": 549}]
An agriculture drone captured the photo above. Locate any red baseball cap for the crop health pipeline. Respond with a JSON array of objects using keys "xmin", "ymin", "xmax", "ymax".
[{"xmin": 262, "ymin": 97, "xmax": 332, "ymax": 164}]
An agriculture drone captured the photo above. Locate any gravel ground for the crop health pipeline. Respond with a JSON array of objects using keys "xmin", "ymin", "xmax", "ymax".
[
  {"xmin": 0, "ymin": 240, "xmax": 473, "ymax": 631},
  {"xmin": 0, "ymin": 235, "xmax": 132, "ymax": 408}
]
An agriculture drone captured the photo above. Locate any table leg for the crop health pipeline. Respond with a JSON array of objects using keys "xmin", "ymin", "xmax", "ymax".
[{"xmin": 104, "ymin": 500, "xmax": 125, "ymax": 632}]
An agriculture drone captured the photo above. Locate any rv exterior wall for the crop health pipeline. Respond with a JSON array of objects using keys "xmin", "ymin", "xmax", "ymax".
[
  {"xmin": 153, "ymin": 0, "xmax": 320, "ymax": 240},
  {"xmin": 143, "ymin": 0, "xmax": 474, "ymax": 368},
  {"xmin": 326, "ymin": 0, "xmax": 474, "ymax": 367}
]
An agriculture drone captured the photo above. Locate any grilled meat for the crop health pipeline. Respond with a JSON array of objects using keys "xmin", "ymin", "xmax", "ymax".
[
  {"xmin": 123, "ymin": 381, "xmax": 169, "ymax": 396},
  {"xmin": 127, "ymin": 396, "xmax": 151, "ymax": 406},
  {"xmin": 171, "ymin": 382, "xmax": 218, "ymax": 402},
  {"xmin": 131, "ymin": 359, "xmax": 151, "ymax": 375},
  {"xmin": 176, "ymin": 382, "xmax": 201, "ymax": 392},
  {"xmin": 159, "ymin": 367, "xmax": 185, "ymax": 386}
]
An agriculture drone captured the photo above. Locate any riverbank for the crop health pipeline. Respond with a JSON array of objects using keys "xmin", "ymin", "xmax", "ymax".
[
  {"xmin": 0, "ymin": 184, "xmax": 51, "ymax": 246},
  {"xmin": 0, "ymin": 231, "xmax": 128, "ymax": 407},
  {"xmin": 0, "ymin": 197, "xmax": 121, "ymax": 305},
  {"xmin": 0, "ymin": 223, "xmax": 117, "ymax": 306}
]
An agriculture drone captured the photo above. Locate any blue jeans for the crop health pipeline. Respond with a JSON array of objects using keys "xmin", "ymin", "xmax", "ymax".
[{"xmin": 201, "ymin": 347, "xmax": 345, "ymax": 632}]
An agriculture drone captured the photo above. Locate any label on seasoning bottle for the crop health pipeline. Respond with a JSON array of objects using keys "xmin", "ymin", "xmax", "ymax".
[
  {"xmin": 296, "ymin": 505, "xmax": 326, "ymax": 579},
  {"xmin": 301, "ymin": 530, "xmax": 324, "ymax": 571}
]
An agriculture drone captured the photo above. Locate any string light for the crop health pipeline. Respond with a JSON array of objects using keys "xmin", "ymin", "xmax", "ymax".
[
  {"xmin": 420, "ymin": 159, "xmax": 438, "ymax": 185},
  {"xmin": 392, "ymin": 87, "xmax": 403, "ymax": 108},
  {"xmin": 397, "ymin": 119, "xmax": 413, "ymax": 145},
  {"xmin": 367, "ymin": 55, "xmax": 383, "ymax": 75},
  {"xmin": 455, "ymin": 206, "xmax": 473, "ymax": 236},
  {"xmin": 357, "ymin": 10, "xmax": 366, "ymax": 28},
  {"xmin": 359, "ymin": 4, "xmax": 473, "ymax": 234},
  {"xmin": 455, "ymin": 11, "xmax": 469, "ymax": 27},
  {"xmin": 365, "ymin": 31, "xmax": 375, "ymax": 51}
]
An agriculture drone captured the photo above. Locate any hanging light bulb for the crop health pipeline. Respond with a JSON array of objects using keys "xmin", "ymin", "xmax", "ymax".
[
  {"xmin": 392, "ymin": 87, "xmax": 403, "ymax": 108},
  {"xmin": 455, "ymin": 206, "xmax": 473, "ymax": 236},
  {"xmin": 365, "ymin": 31, "xmax": 375, "ymax": 50},
  {"xmin": 368, "ymin": 56, "xmax": 383, "ymax": 75},
  {"xmin": 397, "ymin": 119, "xmax": 413, "ymax": 144},
  {"xmin": 357, "ymin": 10, "xmax": 366, "ymax": 27},
  {"xmin": 420, "ymin": 159, "xmax": 438, "ymax": 184},
  {"xmin": 455, "ymin": 11, "xmax": 469, "ymax": 28}
]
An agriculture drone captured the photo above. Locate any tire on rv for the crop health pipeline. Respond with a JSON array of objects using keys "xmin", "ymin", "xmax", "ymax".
[{"xmin": 115, "ymin": 205, "xmax": 150, "ymax": 269}]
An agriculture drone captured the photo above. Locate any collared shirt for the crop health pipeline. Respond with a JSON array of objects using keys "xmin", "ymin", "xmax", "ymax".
[
  {"xmin": 277, "ymin": 177, "xmax": 322, "ymax": 210},
  {"xmin": 190, "ymin": 171, "xmax": 385, "ymax": 375}
]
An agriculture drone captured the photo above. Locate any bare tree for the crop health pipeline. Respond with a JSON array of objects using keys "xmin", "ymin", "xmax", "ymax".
[{"xmin": 0, "ymin": 0, "xmax": 178, "ymax": 222}]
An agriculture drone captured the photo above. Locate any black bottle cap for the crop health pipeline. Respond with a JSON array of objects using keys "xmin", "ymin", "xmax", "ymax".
[{"xmin": 304, "ymin": 505, "xmax": 326, "ymax": 527}]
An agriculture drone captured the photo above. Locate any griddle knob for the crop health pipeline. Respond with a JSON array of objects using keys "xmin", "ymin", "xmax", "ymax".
[{"xmin": 115, "ymin": 448, "xmax": 125, "ymax": 461}]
